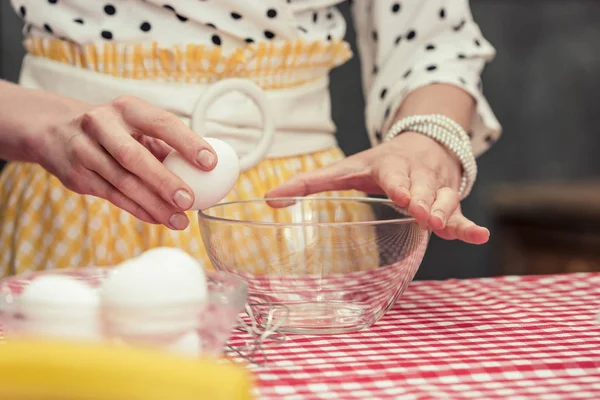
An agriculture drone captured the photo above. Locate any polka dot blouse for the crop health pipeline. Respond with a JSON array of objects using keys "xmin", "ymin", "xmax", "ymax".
[{"xmin": 10, "ymin": 0, "xmax": 501, "ymax": 156}]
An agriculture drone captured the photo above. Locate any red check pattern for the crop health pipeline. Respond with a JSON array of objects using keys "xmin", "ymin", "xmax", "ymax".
[{"xmin": 230, "ymin": 273, "xmax": 600, "ymax": 399}]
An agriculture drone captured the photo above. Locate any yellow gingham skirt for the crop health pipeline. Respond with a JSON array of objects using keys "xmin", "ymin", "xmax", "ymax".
[{"xmin": 0, "ymin": 38, "xmax": 379, "ymax": 278}]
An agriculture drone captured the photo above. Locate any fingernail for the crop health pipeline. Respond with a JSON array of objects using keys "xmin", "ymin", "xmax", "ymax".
[
  {"xmin": 197, "ymin": 149, "xmax": 216, "ymax": 169},
  {"xmin": 432, "ymin": 210, "xmax": 445, "ymax": 225},
  {"xmin": 417, "ymin": 200, "xmax": 429, "ymax": 212},
  {"xmin": 169, "ymin": 212, "xmax": 189, "ymax": 230},
  {"xmin": 173, "ymin": 189, "xmax": 194, "ymax": 210}
]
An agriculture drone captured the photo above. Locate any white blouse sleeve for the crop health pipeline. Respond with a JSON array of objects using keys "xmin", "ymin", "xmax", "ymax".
[{"xmin": 351, "ymin": 0, "xmax": 502, "ymax": 157}]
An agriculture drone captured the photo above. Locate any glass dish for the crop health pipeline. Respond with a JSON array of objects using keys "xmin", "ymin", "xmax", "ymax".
[
  {"xmin": 198, "ymin": 196, "xmax": 429, "ymax": 334},
  {"xmin": 0, "ymin": 268, "xmax": 248, "ymax": 357}
]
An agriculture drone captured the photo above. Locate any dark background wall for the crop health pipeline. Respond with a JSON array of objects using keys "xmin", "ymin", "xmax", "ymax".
[{"xmin": 2, "ymin": 1, "xmax": 599, "ymax": 279}]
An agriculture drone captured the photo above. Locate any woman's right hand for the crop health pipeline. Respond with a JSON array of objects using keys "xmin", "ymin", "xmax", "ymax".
[{"xmin": 34, "ymin": 96, "xmax": 217, "ymax": 230}]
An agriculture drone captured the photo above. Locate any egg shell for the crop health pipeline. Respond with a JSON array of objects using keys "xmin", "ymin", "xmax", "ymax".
[
  {"xmin": 18, "ymin": 275, "xmax": 99, "ymax": 320},
  {"xmin": 163, "ymin": 137, "xmax": 240, "ymax": 210},
  {"xmin": 163, "ymin": 330, "xmax": 203, "ymax": 358},
  {"xmin": 100, "ymin": 247, "xmax": 208, "ymax": 308}
]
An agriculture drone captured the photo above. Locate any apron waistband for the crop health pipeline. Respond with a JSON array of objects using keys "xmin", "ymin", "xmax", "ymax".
[{"xmin": 19, "ymin": 54, "xmax": 338, "ymax": 171}]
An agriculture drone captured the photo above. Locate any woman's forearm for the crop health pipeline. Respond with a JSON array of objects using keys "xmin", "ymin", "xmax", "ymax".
[
  {"xmin": 0, "ymin": 79, "xmax": 85, "ymax": 163},
  {"xmin": 393, "ymin": 83, "xmax": 476, "ymax": 131}
]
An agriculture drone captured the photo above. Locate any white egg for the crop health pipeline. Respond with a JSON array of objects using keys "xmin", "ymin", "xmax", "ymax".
[
  {"xmin": 17, "ymin": 275, "xmax": 101, "ymax": 341},
  {"xmin": 163, "ymin": 137, "xmax": 240, "ymax": 210},
  {"xmin": 163, "ymin": 330, "xmax": 203, "ymax": 358},
  {"xmin": 100, "ymin": 247, "xmax": 208, "ymax": 337},
  {"xmin": 101, "ymin": 247, "xmax": 207, "ymax": 307}
]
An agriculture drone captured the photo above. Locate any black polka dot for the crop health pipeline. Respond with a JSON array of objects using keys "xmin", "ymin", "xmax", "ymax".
[
  {"xmin": 327, "ymin": 11, "xmax": 334, "ymax": 19},
  {"xmin": 326, "ymin": 34, "xmax": 332, "ymax": 41},
  {"xmin": 231, "ymin": 12, "xmax": 242, "ymax": 20},
  {"xmin": 312, "ymin": 12, "xmax": 318, "ymax": 23},
  {"xmin": 467, "ymin": 131, "xmax": 473, "ymax": 139},
  {"xmin": 426, "ymin": 44, "xmax": 435, "ymax": 51},
  {"xmin": 43, "ymin": 24, "xmax": 53, "ymax": 34},
  {"xmin": 457, "ymin": 53, "xmax": 466, "ymax": 59},
  {"xmin": 372, "ymin": 31, "xmax": 378, "ymax": 41},
  {"xmin": 104, "ymin": 4, "xmax": 116, "ymax": 15},
  {"xmin": 19, "ymin": 6, "xmax": 26, "ymax": 18},
  {"xmin": 380, "ymin": 88, "xmax": 388, "ymax": 99},
  {"xmin": 474, "ymin": 38, "xmax": 481, "ymax": 47},
  {"xmin": 453, "ymin": 20, "xmax": 466, "ymax": 32},
  {"xmin": 211, "ymin": 35, "xmax": 221, "ymax": 46},
  {"xmin": 206, "ymin": 23, "xmax": 216, "ymax": 29},
  {"xmin": 140, "ymin": 22, "xmax": 151, "ymax": 32},
  {"xmin": 372, "ymin": 65, "xmax": 379, "ymax": 74},
  {"xmin": 73, "ymin": 18, "xmax": 84, "ymax": 24},
  {"xmin": 163, "ymin": 4, "xmax": 175, "ymax": 12},
  {"xmin": 101, "ymin": 30, "xmax": 113, "ymax": 40},
  {"xmin": 245, "ymin": 38, "xmax": 254, "ymax": 44},
  {"xmin": 48, "ymin": 0, "xmax": 57, "ymax": 4},
  {"xmin": 484, "ymin": 134, "xmax": 495, "ymax": 144},
  {"xmin": 403, "ymin": 69, "xmax": 412, "ymax": 79},
  {"xmin": 391, "ymin": 2, "xmax": 401, "ymax": 13},
  {"xmin": 297, "ymin": 26, "xmax": 308, "ymax": 33},
  {"xmin": 267, "ymin": 9, "xmax": 277, "ymax": 18},
  {"xmin": 439, "ymin": 8, "xmax": 446, "ymax": 18},
  {"xmin": 458, "ymin": 77, "xmax": 467, "ymax": 85},
  {"xmin": 375, "ymin": 131, "xmax": 382, "ymax": 141},
  {"xmin": 384, "ymin": 106, "xmax": 391, "ymax": 120},
  {"xmin": 394, "ymin": 35, "xmax": 401, "ymax": 45},
  {"xmin": 176, "ymin": 14, "xmax": 188, "ymax": 22},
  {"xmin": 426, "ymin": 65, "xmax": 437, "ymax": 72},
  {"xmin": 264, "ymin": 30, "xmax": 275, "ymax": 39},
  {"xmin": 406, "ymin": 30, "xmax": 416, "ymax": 40}
]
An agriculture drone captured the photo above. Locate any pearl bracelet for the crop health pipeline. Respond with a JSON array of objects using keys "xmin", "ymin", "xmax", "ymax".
[{"xmin": 382, "ymin": 114, "xmax": 477, "ymax": 199}]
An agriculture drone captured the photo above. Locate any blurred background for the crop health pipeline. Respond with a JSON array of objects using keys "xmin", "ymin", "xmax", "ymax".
[{"xmin": 2, "ymin": 1, "xmax": 600, "ymax": 280}]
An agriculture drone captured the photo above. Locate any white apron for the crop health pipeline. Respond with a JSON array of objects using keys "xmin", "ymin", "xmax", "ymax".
[{"xmin": 19, "ymin": 54, "xmax": 339, "ymax": 171}]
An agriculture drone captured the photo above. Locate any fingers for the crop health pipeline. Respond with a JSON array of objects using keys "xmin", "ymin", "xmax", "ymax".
[
  {"xmin": 266, "ymin": 160, "xmax": 375, "ymax": 200},
  {"xmin": 428, "ymin": 187, "xmax": 460, "ymax": 230},
  {"xmin": 407, "ymin": 169, "xmax": 439, "ymax": 224},
  {"xmin": 113, "ymin": 96, "xmax": 217, "ymax": 170},
  {"xmin": 373, "ymin": 161, "xmax": 411, "ymax": 207},
  {"xmin": 434, "ymin": 209, "xmax": 490, "ymax": 245},
  {"xmin": 83, "ymin": 171, "xmax": 158, "ymax": 225},
  {"xmin": 70, "ymin": 134, "xmax": 190, "ymax": 230},
  {"xmin": 79, "ymin": 108, "xmax": 196, "ymax": 214},
  {"xmin": 374, "ymin": 162, "xmax": 488, "ymax": 244}
]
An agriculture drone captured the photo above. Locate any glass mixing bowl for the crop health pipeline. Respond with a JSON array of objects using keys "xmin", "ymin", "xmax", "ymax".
[
  {"xmin": 198, "ymin": 197, "xmax": 429, "ymax": 334},
  {"xmin": 0, "ymin": 268, "xmax": 247, "ymax": 357}
]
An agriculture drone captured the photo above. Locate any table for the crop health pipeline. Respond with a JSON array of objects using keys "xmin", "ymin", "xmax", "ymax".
[{"xmin": 230, "ymin": 273, "xmax": 600, "ymax": 399}]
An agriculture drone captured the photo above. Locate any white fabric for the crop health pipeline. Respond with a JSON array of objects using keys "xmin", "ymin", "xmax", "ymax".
[
  {"xmin": 10, "ymin": 0, "xmax": 502, "ymax": 157},
  {"xmin": 19, "ymin": 55, "xmax": 337, "ymax": 170}
]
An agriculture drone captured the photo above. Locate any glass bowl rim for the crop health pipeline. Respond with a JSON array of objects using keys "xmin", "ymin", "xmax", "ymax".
[{"xmin": 197, "ymin": 196, "xmax": 416, "ymax": 227}]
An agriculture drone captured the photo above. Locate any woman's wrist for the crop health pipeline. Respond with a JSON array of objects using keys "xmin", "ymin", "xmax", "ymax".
[{"xmin": 0, "ymin": 79, "xmax": 87, "ymax": 164}]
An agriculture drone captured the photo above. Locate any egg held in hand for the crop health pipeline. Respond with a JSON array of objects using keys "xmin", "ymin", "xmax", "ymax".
[{"xmin": 163, "ymin": 137, "xmax": 240, "ymax": 210}]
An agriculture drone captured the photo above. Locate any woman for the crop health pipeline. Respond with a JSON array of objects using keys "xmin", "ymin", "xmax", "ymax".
[{"xmin": 0, "ymin": 0, "xmax": 500, "ymax": 276}]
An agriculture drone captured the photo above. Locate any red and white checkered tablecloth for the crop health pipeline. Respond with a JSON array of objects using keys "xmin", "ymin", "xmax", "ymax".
[{"xmin": 230, "ymin": 273, "xmax": 600, "ymax": 400}]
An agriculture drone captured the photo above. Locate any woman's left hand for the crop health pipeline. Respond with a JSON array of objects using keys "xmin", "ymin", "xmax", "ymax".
[{"xmin": 266, "ymin": 132, "xmax": 489, "ymax": 245}]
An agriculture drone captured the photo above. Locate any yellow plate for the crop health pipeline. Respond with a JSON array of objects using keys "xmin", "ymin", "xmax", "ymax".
[{"xmin": 0, "ymin": 339, "xmax": 254, "ymax": 400}]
